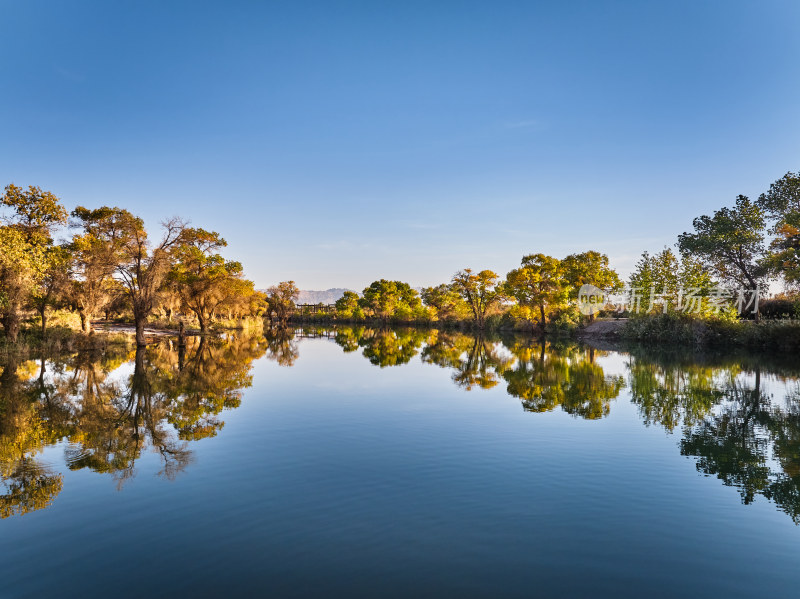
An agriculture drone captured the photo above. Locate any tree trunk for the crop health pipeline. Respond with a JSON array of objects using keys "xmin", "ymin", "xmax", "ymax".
[
  {"xmin": 741, "ymin": 273, "xmax": 761, "ymax": 322},
  {"xmin": 79, "ymin": 311, "xmax": 92, "ymax": 334},
  {"xmin": 197, "ymin": 312, "xmax": 207, "ymax": 333},
  {"xmin": 39, "ymin": 305, "xmax": 47, "ymax": 338},
  {"xmin": 540, "ymin": 304, "xmax": 546, "ymax": 332},
  {"xmin": 135, "ymin": 317, "xmax": 147, "ymax": 346},
  {"xmin": 1, "ymin": 312, "xmax": 20, "ymax": 343}
]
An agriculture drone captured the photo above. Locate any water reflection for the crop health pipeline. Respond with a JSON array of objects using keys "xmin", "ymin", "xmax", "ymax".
[
  {"xmin": 628, "ymin": 356, "xmax": 729, "ymax": 431},
  {"xmin": 0, "ymin": 333, "xmax": 266, "ymax": 516},
  {"xmin": 0, "ymin": 356, "xmax": 64, "ymax": 518},
  {"xmin": 625, "ymin": 346, "xmax": 800, "ymax": 523},
  {"xmin": 4, "ymin": 326, "xmax": 800, "ymax": 525},
  {"xmin": 308, "ymin": 326, "xmax": 800, "ymax": 523},
  {"xmin": 327, "ymin": 327, "xmax": 624, "ymax": 415},
  {"xmin": 264, "ymin": 327, "xmax": 299, "ymax": 366},
  {"xmin": 673, "ymin": 368, "xmax": 800, "ymax": 523},
  {"xmin": 501, "ymin": 339, "xmax": 624, "ymax": 419},
  {"xmin": 422, "ymin": 330, "xmax": 512, "ymax": 390},
  {"xmin": 330, "ymin": 327, "xmax": 428, "ymax": 367}
]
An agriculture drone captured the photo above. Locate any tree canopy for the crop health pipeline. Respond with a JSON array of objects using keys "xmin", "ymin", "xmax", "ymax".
[
  {"xmin": 505, "ymin": 254, "xmax": 569, "ymax": 328},
  {"xmin": 677, "ymin": 195, "xmax": 768, "ymax": 291},
  {"xmin": 450, "ymin": 269, "xmax": 504, "ymax": 328}
]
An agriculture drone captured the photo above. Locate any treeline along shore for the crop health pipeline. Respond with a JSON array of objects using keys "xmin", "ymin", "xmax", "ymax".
[{"xmin": 1, "ymin": 170, "xmax": 799, "ymax": 352}]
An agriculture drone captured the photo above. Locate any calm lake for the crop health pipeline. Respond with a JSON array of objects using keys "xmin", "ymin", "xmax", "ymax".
[{"xmin": 2, "ymin": 327, "xmax": 800, "ymax": 598}]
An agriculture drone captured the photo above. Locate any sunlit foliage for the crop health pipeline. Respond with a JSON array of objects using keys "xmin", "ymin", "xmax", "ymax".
[
  {"xmin": 505, "ymin": 254, "xmax": 569, "ymax": 328},
  {"xmin": 450, "ymin": 269, "xmax": 504, "ymax": 328},
  {"xmin": 266, "ymin": 281, "xmax": 300, "ymax": 325}
]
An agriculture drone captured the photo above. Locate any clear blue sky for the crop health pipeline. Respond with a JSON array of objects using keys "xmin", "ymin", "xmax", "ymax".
[{"xmin": 2, "ymin": 0, "xmax": 799, "ymax": 290}]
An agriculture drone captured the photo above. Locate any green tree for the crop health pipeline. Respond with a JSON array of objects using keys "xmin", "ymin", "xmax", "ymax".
[
  {"xmin": 0, "ymin": 229, "xmax": 44, "ymax": 342},
  {"xmin": 505, "ymin": 254, "xmax": 569, "ymax": 328},
  {"xmin": 678, "ymin": 196, "xmax": 768, "ymax": 316},
  {"xmin": 1, "ymin": 184, "xmax": 68, "ymax": 243},
  {"xmin": 334, "ymin": 290, "xmax": 361, "ymax": 318},
  {"xmin": 561, "ymin": 251, "xmax": 622, "ymax": 296},
  {"xmin": 768, "ymin": 213, "xmax": 800, "ymax": 287},
  {"xmin": 758, "ymin": 171, "xmax": 800, "ymax": 285},
  {"xmin": 29, "ymin": 244, "xmax": 72, "ymax": 336},
  {"xmin": 359, "ymin": 279, "xmax": 420, "ymax": 322},
  {"xmin": 450, "ymin": 269, "xmax": 504, "ymax": 328},
  {"xmin": 630, "ymin": 249, "xmax": 678, "ymax": 308},
  {"xmin": 71, "ymin": 205, "xmax": 191, "ymax": 340},
  {"xmin": 421, "ymin": 283, "xmax": 470, "ymax": 320},
  {"xmin": 218, "ymin": 278, "xmax": 261, "ymax": 321},
  {"xmin": 114, "ymin": 213, "xmax": 188, "ymax": 346},
  {"xmin": 0, "ymin": 185, "xmax": 68, "ymax": 341},
  {"xmin": 68, "ymin": 207, "xmax": 130, "ymax": 333},
  {"xmin": 561, "ymin": 250, "xmax": 621, "ymax": 319},
  {"xmin": 169, "ymin": 228, "xmax": 246, "ymax": 332},
  {"xmin": 629, "ymin": 248, "xmax": 719, "ymax": 316},
  {"xmin": 266, "ymin": 281, "xmax": 300, "ymax": 324}
]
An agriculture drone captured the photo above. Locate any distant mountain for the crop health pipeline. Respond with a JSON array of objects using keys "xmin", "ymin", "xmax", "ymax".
[{"xmin": 295, "ymin": 288, "xmax": 353, "ymax": 305}]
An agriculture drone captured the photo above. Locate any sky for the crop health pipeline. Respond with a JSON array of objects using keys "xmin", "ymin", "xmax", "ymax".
[{"xmin": 1, "ymin": 0, "xmax": 799, "ymax": 290}]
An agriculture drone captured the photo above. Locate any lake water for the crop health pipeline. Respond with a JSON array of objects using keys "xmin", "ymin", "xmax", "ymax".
[{"xmin": 1, "ymin": 327, "xmax": 799, "ymax": 598}]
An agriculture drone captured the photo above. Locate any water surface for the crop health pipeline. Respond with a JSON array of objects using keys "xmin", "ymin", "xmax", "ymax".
[{"xmin": 1, "ymin": 327, "xmax": 799, "ymax": 597}]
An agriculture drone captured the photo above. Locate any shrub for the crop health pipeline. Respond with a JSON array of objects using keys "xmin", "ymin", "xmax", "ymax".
[{"xmin": 622, "ymin": 312, "xmax": 800, "ymax": 351}]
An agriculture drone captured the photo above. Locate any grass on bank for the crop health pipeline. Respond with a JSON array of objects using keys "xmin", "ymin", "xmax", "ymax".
[
  {"xmin": 290, "ymin": 302, "xmax": 800, "ymax": 350},
  {"xmin": 620, "ymin": 313, "xmax": 800, "ymax": 351}
]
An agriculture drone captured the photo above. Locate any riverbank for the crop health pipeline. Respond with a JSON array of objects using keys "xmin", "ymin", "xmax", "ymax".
[
  {"xmin": 0, "ymin": 318, "xmax": 255, "ymax": 357},
  {"xmin": 0, "ymin": 326, "xmax": 135, "ymax": 358},
  {"xmin": 289, "ymin": 312, "xmax": 800, "ymax": 352},
  {"xmin": 618, "ymin": 314, "xmax": 800, "ymax": 351},
  {"xmin": 286, "ymin": 311, "xmax": 580, "ymax": 335},
  {"xmin": 5, "ymin": 312, "xmax": 800, "ymax": 357}
]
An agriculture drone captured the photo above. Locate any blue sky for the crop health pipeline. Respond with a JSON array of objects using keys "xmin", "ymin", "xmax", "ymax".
[{"xmin": 2, "ymin": 0, "xmax": 799, "ymax": 290}]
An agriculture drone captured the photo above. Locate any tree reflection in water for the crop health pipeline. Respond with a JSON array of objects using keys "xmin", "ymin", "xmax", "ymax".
[
  {"xmin": 4, "ymin": 326, "xmax": 800, "ymax": 525},
  {"xmin": 0, "ymin": 332, "xmax": 265, "ymax": 516},
  {"xmin": 626, "ymin": 346, "xmax": 800, "ymax": 523},
  {"xmin": 332, "ymin": 327, "xmax": 623, "ymax": 414},
  {"xmin": 422, "ymin": 330, "xmax": 512, "ymax": 390},
  {"xmin": 502, "ymin": 339, "xmax": 624, "ymax": 419},
  {"xmin": 264, "ymin": 327, "xmax": 299, "ymax": 366},
  {"xmin": 0, "ymin": 355, "xmax": 63, "ymax": 518},
  {"xmin": 359, "ymin": 328, "xmax": 427, "ymax": 368},
  {"xmin": 326, "ymin": 326, "xmax": 800, "ymax": 523},
  {"xmin": 674, "ymin": 368, "xmax": 800, "ymax": 523}
]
